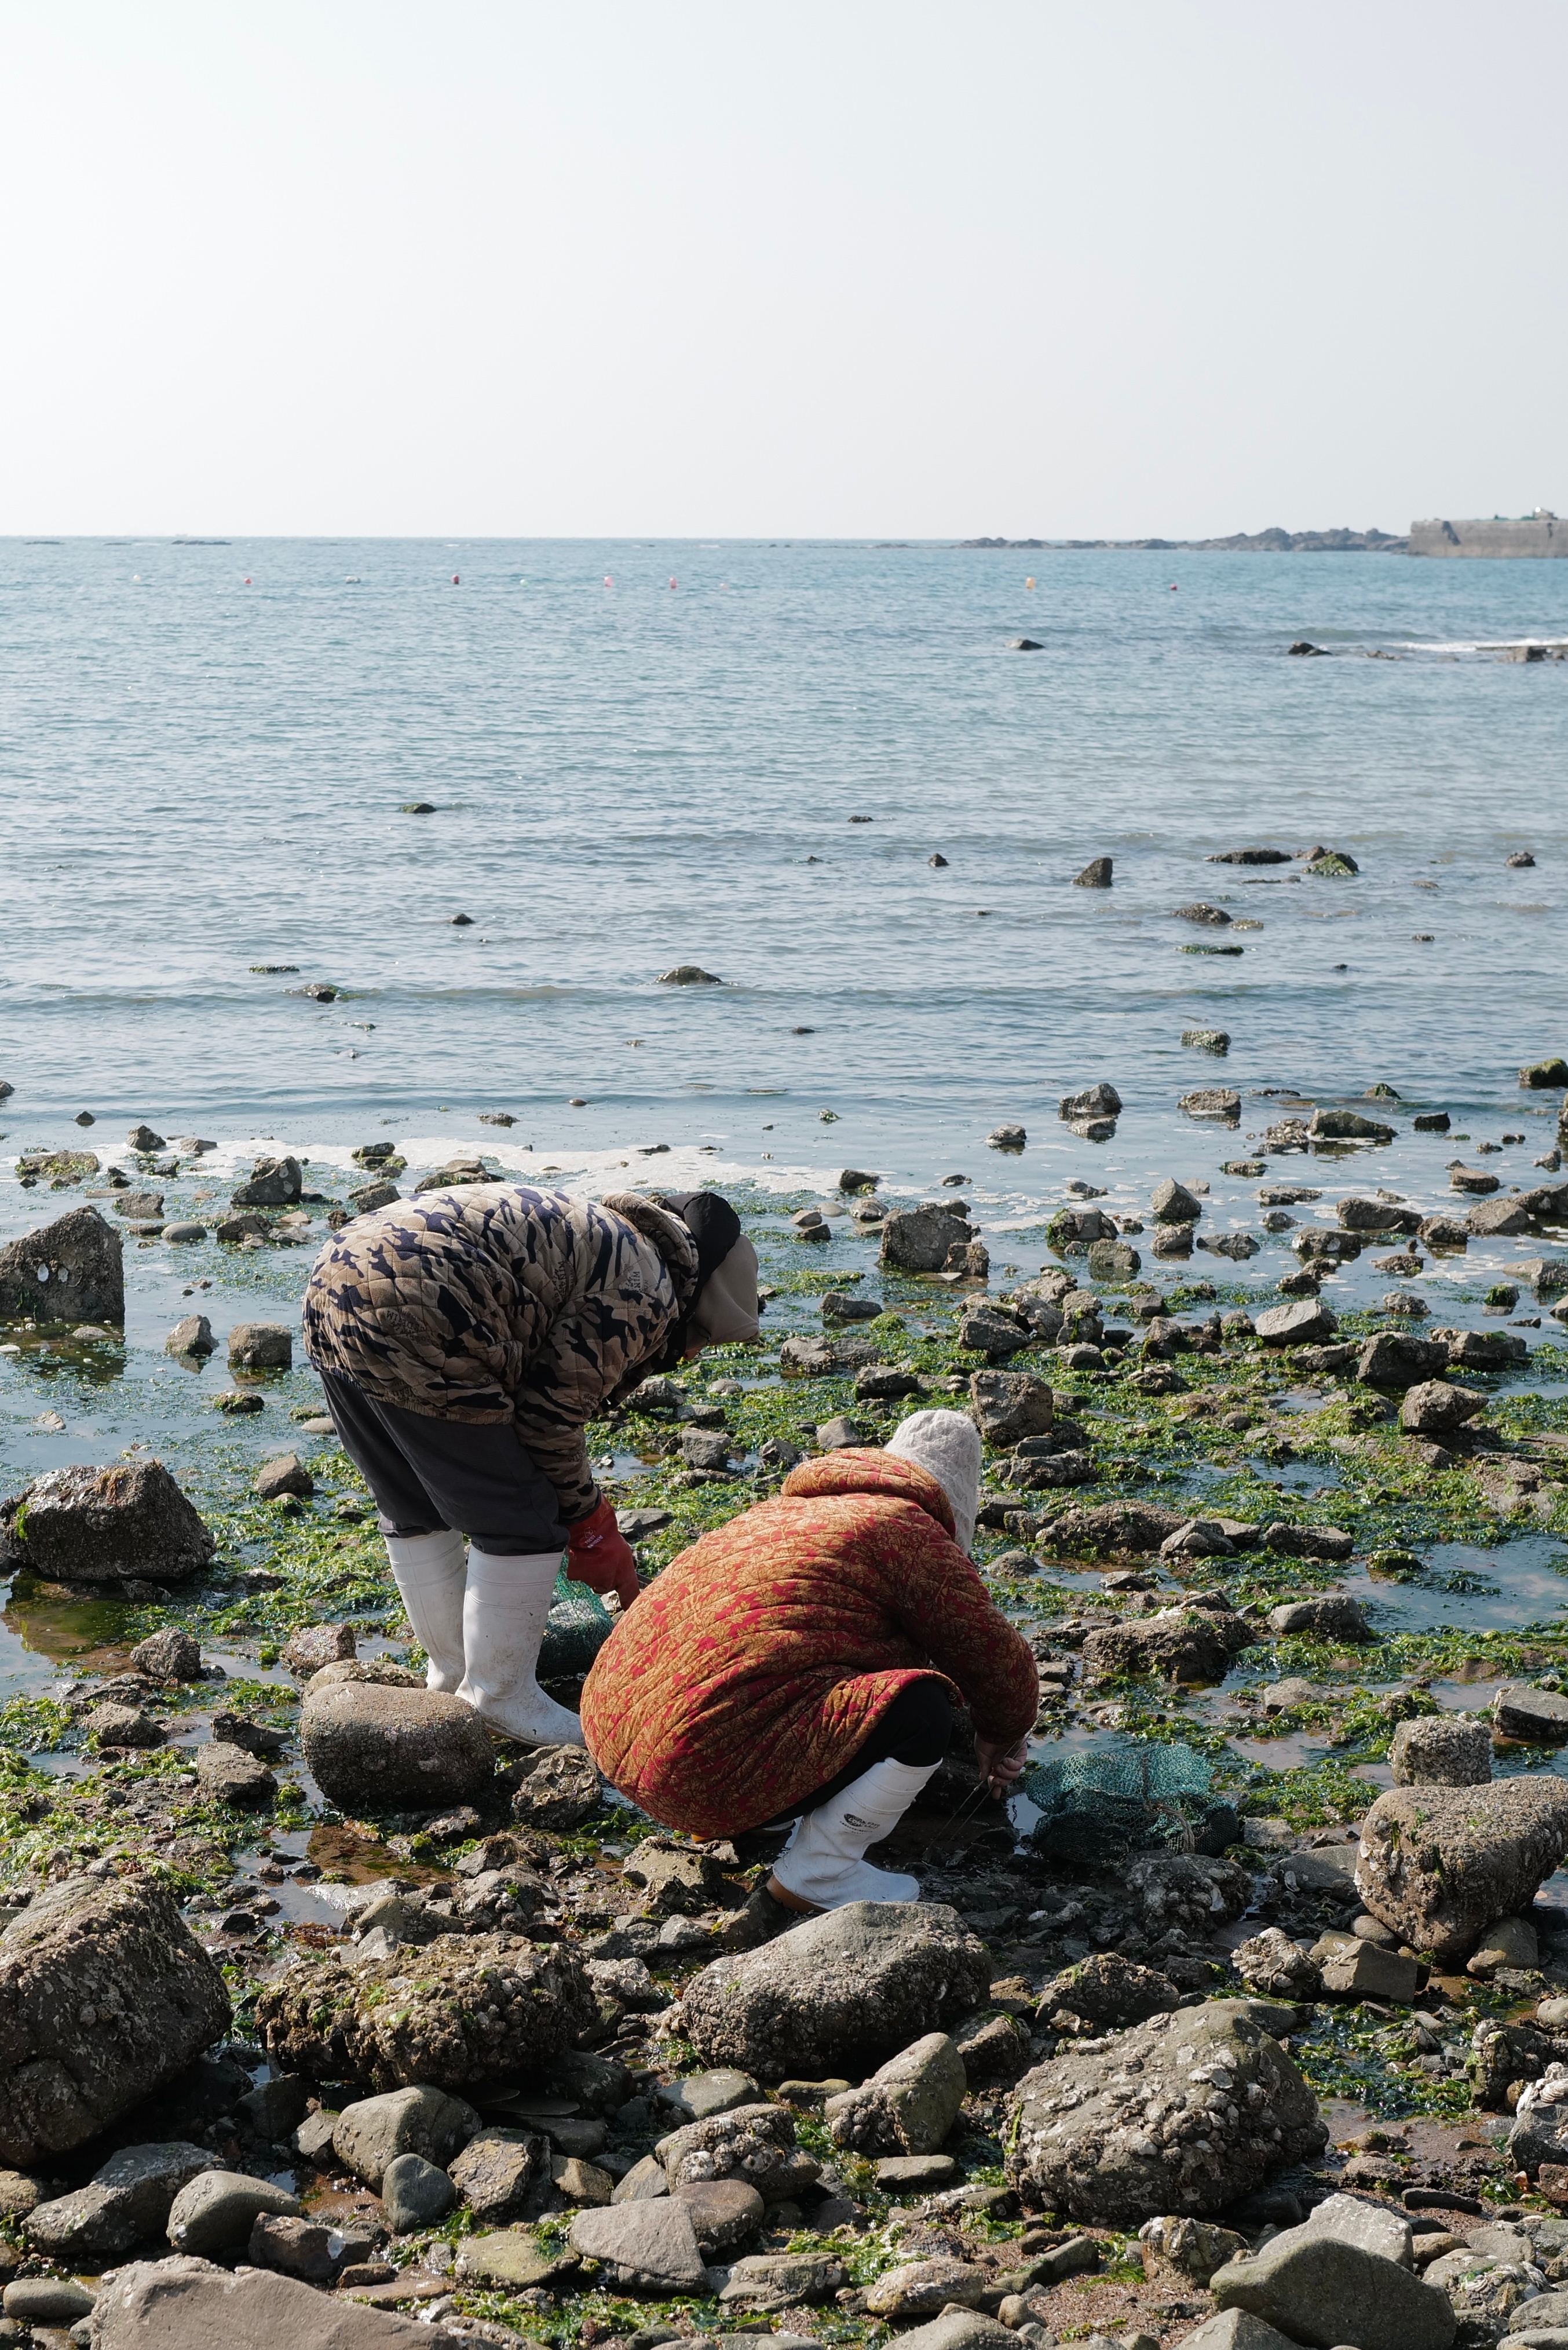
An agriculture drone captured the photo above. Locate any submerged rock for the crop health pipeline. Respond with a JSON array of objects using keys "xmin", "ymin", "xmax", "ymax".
[
  {"xmin": 0, "ymin": 1878, "xmax": 231, "ymax": 2169},
  {"xmin": 0, "ymin": 1458, "xmax": 214, "ymax": 1586},
  {"xmin": 681, "ymin": 1902, "xmax": 990, "ymax": 2079},
  {"xmin": 879, "ymin": 1206, "xmax": 974, "ymax": 1272},
  {"xmin": 1006, "ymin": 2000, "xmax": 1325, "ymax": 2225}
]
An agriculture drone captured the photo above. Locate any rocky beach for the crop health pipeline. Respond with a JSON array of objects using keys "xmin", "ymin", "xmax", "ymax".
[{"xmin": 1, "ymin": 1055, "xmax": 1567, "ymax": 2350}]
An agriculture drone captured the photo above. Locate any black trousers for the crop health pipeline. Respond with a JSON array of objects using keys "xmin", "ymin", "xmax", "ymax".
[
  {"xmin": 320, "ymin": 1369, "xmax": 568, "ymax": 1554},
  {"xmin": 763, "ymin": 1679, "xmax": 952, "ymax": 1827}
]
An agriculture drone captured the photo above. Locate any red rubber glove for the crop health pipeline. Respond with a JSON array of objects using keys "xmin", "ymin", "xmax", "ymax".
[{"xmin": 566, "ymin": 1494, "xmax": 642, "ymax": 1610}]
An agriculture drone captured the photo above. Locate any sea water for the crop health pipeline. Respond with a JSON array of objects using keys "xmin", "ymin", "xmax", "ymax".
[{"xmin": 1, "ymin": 537, "xmax": 1565, "ymax": 1702}]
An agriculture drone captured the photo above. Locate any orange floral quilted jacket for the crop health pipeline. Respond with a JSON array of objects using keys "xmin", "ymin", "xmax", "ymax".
[{"xmin": 580, "ymin": 1449, "xmax": 1038, "ymax": 1837}]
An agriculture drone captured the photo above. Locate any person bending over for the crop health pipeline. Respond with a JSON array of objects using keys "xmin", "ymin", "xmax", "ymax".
[
  {"xmin": 581, "ymin": 1409, "xmax": 1036, "ymax": 1912},
  {"xmin": 303, "ymin": 1183, "xmax": 758, "ymax": 1746}
]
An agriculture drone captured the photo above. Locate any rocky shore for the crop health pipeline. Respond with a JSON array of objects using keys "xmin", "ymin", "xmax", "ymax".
[{"xmin": 1, "ymin": 1079, "xmax": 1567, "ymax": 2350}]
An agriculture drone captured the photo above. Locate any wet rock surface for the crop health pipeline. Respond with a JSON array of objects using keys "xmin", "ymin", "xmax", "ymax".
[
  {"xmin": 0, "ymin": 1458, "xmax": 215, "ymax": 1585},
  {"xmin": 299, "ymin": 1680, "xmax": 495, "ymax": 1811},
  {"xmin": 1355, "ymin": 1778, "xmax": 1568, "ymax": 1962}
]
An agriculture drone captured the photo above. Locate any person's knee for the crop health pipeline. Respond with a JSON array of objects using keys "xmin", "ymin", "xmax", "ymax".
[{"xmin": 884, "ymin": 1681, "xmax": 952, "ymax": 1768}]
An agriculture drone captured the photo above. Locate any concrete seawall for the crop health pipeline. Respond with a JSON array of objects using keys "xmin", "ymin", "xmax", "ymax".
[{"xmin": 1411, "ymin": 514, "xmax": 1568, "ymax": 556}]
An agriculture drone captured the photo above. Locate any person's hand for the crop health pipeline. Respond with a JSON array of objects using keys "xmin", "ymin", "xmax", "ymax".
[
  {"xmin": 974, "ymin": 1734, "xmax": 1029, "ymax": 1797},
  {"xmin": 566, "ymin": 1495, "xmax": 642, "ymax": 1610}
]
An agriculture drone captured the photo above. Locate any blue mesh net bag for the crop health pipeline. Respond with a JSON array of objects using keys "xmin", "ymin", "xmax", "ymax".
[
  {"xmin": 1024, "ymin": 1737, "xmax": 1219, "ymax": 1866},
  {"xmin": 538, "ymin": 1569, "xmax": 615, "ymax": 1681}
]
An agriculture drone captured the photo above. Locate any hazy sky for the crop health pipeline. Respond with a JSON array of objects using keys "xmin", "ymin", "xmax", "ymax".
[{"xmin": 1, "ymin": 2, "xmax": 1562, "ymax": 538}]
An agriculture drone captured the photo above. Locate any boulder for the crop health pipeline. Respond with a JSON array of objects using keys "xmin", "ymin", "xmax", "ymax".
[
  {"xmin": 85, "ymin": 2255, "xmax": 463, "ymax": 2349},
  {"xmin": 196, "ymin": 1742, "xmax": 277, "ymax": 1808},
  {"xmin": 228, "ymin": 1320, "xmax": 294, "ymax": 1369},
  {"xmin": 1060, "ymin": 1083, "xmax": 1123, "ymax": 1120},
  {"xmin": 255, "ymin": 1936, "xmax": 594, "ymax": 2092},
  {"xmin": 455, "ymin": 2229, "xmax": 574, "ymax": 2287},
  {"xmin": 568, "ymin": 2197, "xmax": 710, "ymax": 2293},
  {"xmin": 85, "ymin": 1702, "xmax": 164, "ymax": 1747},
  {"xmin": 1006, "ymin": 2001, "xmax": 1325, "ymax": 2224},
  {"xmin": 681, "ymin": 1902, "xmax": 991, "ymax": 2078},
  {"xmin": 968, "ymin": 1370, "xmax": 1052, "ymax": 1444},
  {"xmin": 879, "ymin": 1207, "xmax": 975, "ymax": 1273},
  {"xmin": 676, "ymin": 2179, "xmax": 764, "ymax": 2253},
  {"xmin": 448, "ymin": 2126, "xmax": 544, "ymax": 2221},
  {"xmin": 300, "ymin": 1682, "xmax": 495, "ymax": 1812},
  {"xmin": 0, "ymin": 1459, "xmax": 214, "ymax": 1586},
  {"xmin": 1358, "ymin": 1331, "xmax": 1450, "ymax": 1389},
  {"xmin": 1209, "ymin": 2232, "xmax": 1455, "ymax": 2350},
  {"xmin": 381, "ymin": 2152, "xmax": 458, "ymax": 2232},
  {"xmin": 1047, "ymin": 1203, "xmax": 1118, "ymax": 1249},
  {"xmin": 1315, "ymin": 1938, "xmax": 1419, "ymax": 2003},
  {"xmin": 718, "ymin": 2250, "xmax": 847, "ymax": 2309},
  {"xmin": 957, "ymin": 1305, "xmax": 1033, "ymax": 1359},
  {"xmin": 1389, "ymin": 1716, "xmax": 1492, "ymax": 1786},
  {"xmin": 1255, "ymin": 1299, "xmax": 1337, "ymax": 1346},
  {"xmin": 1355, "ymin": 1778, "xmax": 1568, "ymax": 1963},
  {"xmin": 230, "ymin": 1155, "xmax": 303, "ymax": 1207},
  {"xmin": 1152, "ymin": 1177, "xmax": 1203, "ymax": 1224},
  {"xmin": 654, "ymin": 2102, "xmax": 809, "ymax": 2201},
  {"xmin": 165, "ymin": 1315, "xmax": 215, "ymax": 1358},
  {"xmin": 952, "ymin": 2010, "xmax": 1032, "ymax": 2082},
  {"xmin": 1339, "ymin": 1196, "xmax": 1417, "ymax": 1233},
  {"xmin": 257, "ymin": 1453, "xmax": 314, "ymax": 1501},
  {"xmin": 5, "ymin": 2278, "xmax": 96, "ymax": 2325},
  {"xmin": 247, "ymin": 2211, "xmax": 378, "ymax": 2281},
  {"xmin": 0, "ymin": 1203, "xmax": 124, "ymax": 1323},
  {"xmin": 1267, "ymin": 1596, "xmax": 1372, "ymax": 1641},
  {"xmin": 25, "ymin": 2141, "xmax": 214, "ymax": 2261},
  {"xmin": 883, "ymin": 2315, "xmax": 1021, "ymax": 2350},
  {"xmin": 864, "ymin": 2256, "xmax": 994, "ymax": 2317},
  {"xmin": 824, "ymin": 2033, "xmax": 966, "ymax": 2154},
  {"xmin": 1139, "ymin": 2214, "xmax": 1251, "ymax": 2289},
  {"xmin": 1400, "ymin": 1379, "xmax": 1487, "ymax": 1434},
  {"xmin": 285, "ymin": 1623, "xmax": 356, "ymax": 1672},
  {"xmin": 331, "ymin": 2086, "xmax": 481, "ymax": 2188},
  {"xmin": 1039, "ymin": 1953, "xmax": 1182, "ymax": 2030},
  {"xmin": 1231, "ymin": 1929, "xmax": 1322, "ymax": 2002},
  {"xmin": 166, "ymin": 2170, "xmax": 303, "ymax": 2254},
  {"xmin": 1443, "ymin": 1326, "xmax": 1529, "ymax": 1369},
  {"xmin": 0, "ymin": 1877, "xmax": 231, "ymax": 2167},
  {"xmin": 1182, "ymin": 1088, "xmax": 1241, "ymax": 1118},
  {"xmin": 1496, "ymin": 1685, "xmax": 1568, "ymax": 1744},
  {"xmin": 1046, "ymin": 1498, "xmax": 1187, "ymax": 1554},
  {"xmin": 130, "ymin": 1627, "xmax": 203, "ymax": 1681},
  {"xmin": 511, "ymin": 1745, "xmax": 605, "ymax": 1830},
  {"xmin": 1082, "ymin": 1606, "xmax": 1253, "ymax": 1685}
]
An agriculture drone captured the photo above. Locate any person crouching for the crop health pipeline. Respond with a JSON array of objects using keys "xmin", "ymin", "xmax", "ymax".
[{"xmin": 580, "ymin": 1409, "xmax": 1036, "ymax": 1913}]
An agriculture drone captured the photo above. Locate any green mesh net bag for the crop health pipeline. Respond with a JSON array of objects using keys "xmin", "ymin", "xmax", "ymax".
[
  {"xmin": 538, "ymin": 1568, "xmax": 615, "ymax": 1683},
  {"xmin": 1024, "ymin": 1738, "xmax": 1219, "ymax": 1867}
]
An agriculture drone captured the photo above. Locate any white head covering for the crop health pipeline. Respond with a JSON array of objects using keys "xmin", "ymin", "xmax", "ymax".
[
  {"xmin": 885, "ymin": 1407, "xmax": 982, "ymax": 1554},
  {"xmin": 689, "ymin": 1234, "xmax": 761, "ymax": 1346}
]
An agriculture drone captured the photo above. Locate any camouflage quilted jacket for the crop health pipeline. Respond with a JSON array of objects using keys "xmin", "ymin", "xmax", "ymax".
[{"xmin": 302, "ymin": 1185, "xmax": 698, "ymax": 1522}]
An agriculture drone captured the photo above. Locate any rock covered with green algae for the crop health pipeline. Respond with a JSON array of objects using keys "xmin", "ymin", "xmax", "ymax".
[
  {"xmin": 1005, "ymin": 1999, "xmax": 1325, "ymax": 2225},
  {"xmin": 255, "ymin": 1932, "xmax": 594, "ymax": 2092}
]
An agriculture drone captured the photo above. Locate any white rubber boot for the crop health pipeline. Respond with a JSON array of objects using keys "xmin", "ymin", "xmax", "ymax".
[
  {"xmin": 383, "ymin": 1529, "xmax": 468, "ymax": 1693},
  {"xmin": 769, "ymin": 1757, "xmax": 939, "ymax": 1911},
  {"xmin": 455, "ymin": 1547, "xmax": 585, "ymax": 1747}
]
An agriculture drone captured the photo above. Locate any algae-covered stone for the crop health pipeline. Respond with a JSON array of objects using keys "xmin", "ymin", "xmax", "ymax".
[
  {"xmin": 680, "ymin": 1902, "xmax": 990, "ymax": 2079},
  {"xmin": 1355, "ymin": 1778, "xmax": 1568, "ymax": 1964},
  {"xmin": 0, "ymin": 1458, "xmax": 214, "ymax": 1585},
  {"xmin": 0, "ymin": 1877, "xmax": 231, "ymax": 2168},
  {"xmin": 255, "ymin": 1935, "xmax": 594, "ymax": 2092},
  {"xmin": 1006, "ymin": 2000, "xmax": 1325, "ymax": 2225}
]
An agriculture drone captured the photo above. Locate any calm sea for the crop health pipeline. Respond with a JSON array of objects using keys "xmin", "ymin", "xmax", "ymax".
[{"xmin": 1, "ymin": 535, "xmax": 1564, "ymax": 1181}]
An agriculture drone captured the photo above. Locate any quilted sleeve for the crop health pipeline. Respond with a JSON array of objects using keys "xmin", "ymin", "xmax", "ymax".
[{"xmin": 883, "ymin": 1525, "xmax": 1039, "ymax": 1745}]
